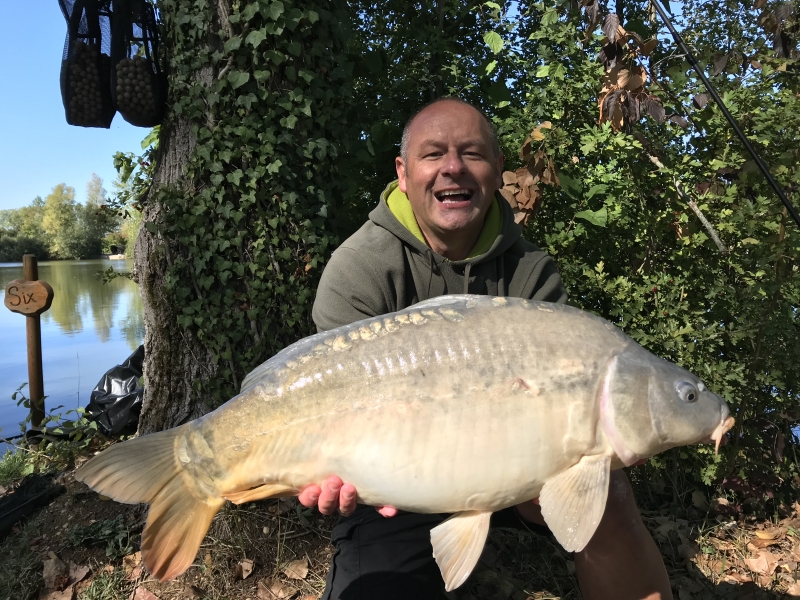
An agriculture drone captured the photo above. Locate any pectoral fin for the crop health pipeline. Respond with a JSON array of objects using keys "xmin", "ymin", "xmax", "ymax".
[
  {"xmin": 539, "ymin": 454, "xmax": 611, "ymax": 553},
  {"xmin": 430, "ymin": 510, "xmax": 492, "ymax": 591},
  {"xmin": 223, "ymin": 483, "xmax": 298, "ymax": 504}
]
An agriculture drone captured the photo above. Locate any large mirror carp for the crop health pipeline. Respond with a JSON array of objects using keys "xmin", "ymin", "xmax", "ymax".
[{"xmin": 76, "ymin": 295, "xmax": 734, "ymax": 590}]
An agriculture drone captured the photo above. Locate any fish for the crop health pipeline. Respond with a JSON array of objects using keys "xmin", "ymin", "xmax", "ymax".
[{"xmin": 75, "ymin": 294, "xmax": 734, "ymax": 590}]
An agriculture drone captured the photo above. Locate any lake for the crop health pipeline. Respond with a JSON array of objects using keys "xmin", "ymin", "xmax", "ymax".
[{"xmin": 0, "ymin": 259, "xmax": 144, "ymax": 441}]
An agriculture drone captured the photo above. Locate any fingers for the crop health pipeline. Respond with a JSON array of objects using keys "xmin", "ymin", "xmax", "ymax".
[
  {"xmin": 297, "ymin": 485, "xmax": 321, "ymax": 508},
  {"xmin": 317, "ymin": 476, "xmax": 344, "ymax": 515},
  {"xmin": 339, "ymin": 483, "xmax": 357, "ymax": 516},
  {"xmin": 377, "ymin": 505, "xmax": 398, "ymax": 518}
]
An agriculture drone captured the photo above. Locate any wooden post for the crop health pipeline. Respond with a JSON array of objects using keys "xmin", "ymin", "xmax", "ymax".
[{"xmin": 4, "ymin": 254, "xmax": 54, "ymax": 427}]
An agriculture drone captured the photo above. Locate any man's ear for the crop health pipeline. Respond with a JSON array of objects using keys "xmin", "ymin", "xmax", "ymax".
[
  {"xmin": 396, "ymin": 157, "xmax": 408, "ymax": 193},
  {"xmin": 495, "ymin": 153, "xmax": 505, "ymax": 189}
]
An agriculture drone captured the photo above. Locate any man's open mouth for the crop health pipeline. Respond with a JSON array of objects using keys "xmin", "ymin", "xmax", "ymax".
[{"xmin": 434, "ymin": 189, "xmax": 473, "ymax": 203}]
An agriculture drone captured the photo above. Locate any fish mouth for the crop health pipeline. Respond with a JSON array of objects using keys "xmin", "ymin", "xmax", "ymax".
[
  {"xmin": 701, "ymin": 415, "xmax": 736, "ymax": 454},
  {"xmin": 434, "ymin": 188, "xmax": 474, "ymax": 203}
]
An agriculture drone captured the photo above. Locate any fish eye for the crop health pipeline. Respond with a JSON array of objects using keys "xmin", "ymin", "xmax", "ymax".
[{"xmin": 676, "ymin": 381, "xmax": 698, "ymax": 403}]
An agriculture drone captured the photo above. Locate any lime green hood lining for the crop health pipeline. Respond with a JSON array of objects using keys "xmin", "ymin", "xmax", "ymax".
[{"xmin": 384, "ymin": 181, "xmax": 501, "ymax": 260}]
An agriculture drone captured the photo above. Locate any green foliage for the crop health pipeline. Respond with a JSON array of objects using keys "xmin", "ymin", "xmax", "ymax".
[
  {"xmin": 147, "ymin": 0, "xmax": 356, "ymax": 404},
  {"xmin": 0, "ymin": 449, "xmax": 33, "ymax": 486},
  {"xmin": 67, "ymin": 515, "xmax": 136, "ymax": 559}
]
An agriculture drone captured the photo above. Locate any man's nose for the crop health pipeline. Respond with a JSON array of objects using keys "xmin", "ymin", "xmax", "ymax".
[{"xmin": 440, "ymin": 151, "xmax": 466, "ymax": 175}]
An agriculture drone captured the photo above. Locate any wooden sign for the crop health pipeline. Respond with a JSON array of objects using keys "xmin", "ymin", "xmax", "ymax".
[{"xmin": 4, "ymin": 279, "xmax": 54, "ymax": 316}]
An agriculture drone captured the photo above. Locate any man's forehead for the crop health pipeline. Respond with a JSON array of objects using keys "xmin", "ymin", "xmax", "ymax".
[{"xmin": 407, "ymin": 102, "xmax": 492, "ymax": 146}]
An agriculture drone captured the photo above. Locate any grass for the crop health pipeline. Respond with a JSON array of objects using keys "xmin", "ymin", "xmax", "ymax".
[
  {"xmin": 0, "ymin": 519, "xmax": 43, "ymax": 600},
  {"xmin": 78, "ymin": 570, "xmax": 132, "ymax": 600},
  {"xmin": 0, "ymin": 448, "xmax": 31, "ymax": 486}
]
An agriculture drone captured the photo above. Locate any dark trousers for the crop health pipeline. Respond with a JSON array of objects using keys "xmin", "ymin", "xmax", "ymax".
[{"xmin": 321, "ymin": 504, "xmax": 551, "ymax": 600}]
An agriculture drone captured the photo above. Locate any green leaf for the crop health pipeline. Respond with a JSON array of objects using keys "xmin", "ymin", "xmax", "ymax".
[
  {"xmin": 484, "ymin": 1, "xmax": 501, "ymax": 9},
  {"xmin": 483, "ymin": 31, "xmax": 504, "ymax": 54},
  {"xmin": 542, "ymin": 9, "xmax": 559, "ymax": 25},
  {"xmin": 485, "ymin": 60, "xmax": 497, "ymax": 75},
  {"xmin": 227, "ymin": 71, "xmax": 250, "ymax": 89},
  {"xmin": 245, "ymin": 29, "xmax": 267, "ymax": 49},
  {"xmin": 535, "ymin": 65, "xmax": 550, "ymax": 77},
  {"xmin": 267, "ymin": 1, "xmax": 284, "ymax": 20},
  {"xmin": 307, "ymin": 10, "xmax": 319, "ymax": 23},
  {"xmin": 575, "ymin": 207, "xmax": 608, "ymax": 227},
  {"xmin": 224, "ymin": 36, "xmax": 242, "ymax": 53}
]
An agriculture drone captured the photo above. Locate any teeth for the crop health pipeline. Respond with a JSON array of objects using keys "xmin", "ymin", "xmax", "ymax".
[{"xmin": 436, "ymin": 189, "xmax": 472, "ymax": 199}]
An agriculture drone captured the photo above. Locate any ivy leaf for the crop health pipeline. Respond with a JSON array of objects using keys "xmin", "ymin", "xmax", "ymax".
[
  {"xmin": 267, "ymin": 1, "xmax": 285, "ymax": 20},
  {"xmin": 224, "ymin": 36, "xmax": 242, "ymax": 54},
  {"xmin": 483, "ymin": 31, "xmax": 504, "ymax": 54},
  {"xmin": 228, "ymin": 71, "xmax": 250, "ymax": 89},
  {"xmin": 603, "ymin": 14, "xmax": 620, "ymax": 43},
  {"xmin": 575, "ymin": 207, "xmax": 608, "ymax": 227},
  {"xmin": 245, "ymin": 29, "xmax": 267, "ymax": 49},
  {"xmin": 306, "ymin": 10, "xmax": 319, "ymax": 23}
]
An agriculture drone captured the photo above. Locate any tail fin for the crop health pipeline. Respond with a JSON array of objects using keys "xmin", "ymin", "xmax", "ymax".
[{"xmin": 75, "ymin": 427, "xmax": 225, "ymax": 580}]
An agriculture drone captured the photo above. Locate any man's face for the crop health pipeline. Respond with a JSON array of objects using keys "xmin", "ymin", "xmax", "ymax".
[{"xmin": 396, "ymin": 102, "xmax": 503, "ymax": 255}]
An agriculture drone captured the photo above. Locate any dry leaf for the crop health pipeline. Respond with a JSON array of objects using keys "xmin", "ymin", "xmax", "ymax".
[
  {"xmin": 102, "ymin": 564, "xmax": 115, "ymax": 574},
  {"xmin": 641, "ymin": 39, "xmax": 657, "ymax": 55},
  {"xmin": 786, "ymin": 579, "xmax": 800, "ymax": 596},
  {"xmin": 235, "ymin": 558, "xmax": 255, "ymax": 580},
  {"xmin": 531, "ymin": 121, "xmax": 552, "ymax": 141},
  {"xmin": 283, "ymin": 558, "xmax": 309, "ymax": 580},
  {"xmin": 43, "ymin": 552, "xmax": 70, "ymax": 591},
  {"xmin": 134, "ymin": 587, "xmax": 160, "ymax": 600},
  {"xmin": 204, "ymin": 552, "xmax": 213, "ymax": 569},
  {"xmin": 68, "ymin": 563, "xmax": 90, "ymax": 585},
  {"xmin": 299, "ymin": 596, "xmax": 318, "ymax": 600},
  {"xmin": 748, "ymin": 537, "xmax": 781, "ymax": 550},
  {"xmin": 755, "ymin": 527, "xmax": 785, "ymax": 540},
  {"xmin": 502, "ymin": 171, "xmax": 518, "ymax": 185},
  {"xmin": 257, "ymin": 577, "xmax": 297, "ymax": 599},
  {"xmin": 617, "ymin": 69, "xmax": 630, "ymax": 89},
  {"xmin": 745, "ymin": 549, "xmax": 779, "ymax": 575}
]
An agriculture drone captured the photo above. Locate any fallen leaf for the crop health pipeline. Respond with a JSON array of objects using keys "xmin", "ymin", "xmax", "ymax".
[
  {"xmin": 755, "ymin": 527, "xmax": 785, "ymax": 540},
  {"xmin": 134, "ymin": 587, "xmax": 160, "ymax": 600},
  {"xmin": 257, "ymin": 577, "xmax": 297, "ymax": 599},
  {"xmin": 102, "ymin": 564, "xmax": 115, "ymax": 574},
  {"xmin": 745, "ymin": 549, "xmax": 779, "ymax": 575},
  {"xmin": 748, "ymin": 537, "xmax": 781, "ymax": 550},
  {"xmin": 204, "ymin": 552, "xmax": 213, "ymax": 569},
  {"xmin": 43, "ymin": 552, "xmax": 70, "ymax": 591},
  {"xmin": 235, "ymin": 558, "xmax": 255, "ymax": 580},
  {"xmin": 283, "ymin": 558, "xmax": 309, "ymax": 580},
  {"xmin": 786, "ymin": 579, "xmax": 800, "ymax": 596},
  {"xmin": 68, "ymin": 563, "xmax": 90, "ymax": 585},
  {"xmin": 299, "ymin": 596, "xmax": 317, "ymax": 600}
]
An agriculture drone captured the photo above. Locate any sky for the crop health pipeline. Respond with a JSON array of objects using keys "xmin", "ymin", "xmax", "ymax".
[{"xmin": 0, "ymin": 1, "xmax": 149, "ymax": 211}]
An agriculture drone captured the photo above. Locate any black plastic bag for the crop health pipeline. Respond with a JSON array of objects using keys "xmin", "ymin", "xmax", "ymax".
[
  {"xmin": 85, "ymin": 345, "xmax": 144, "ymax": 436},
  {"xmin": 111, "ymin": 0, "xmax": 166, "ymax": 127},
  {"xmin": 58, "ymin": 0, "xmax": 116, "ymax": 128}
]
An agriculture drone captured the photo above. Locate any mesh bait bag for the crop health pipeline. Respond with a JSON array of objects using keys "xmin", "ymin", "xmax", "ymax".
[
  {"xmin": 59, "ymin": 0, "xmax": 115, "ymax": 128},
  {"xmin": 111, "ymin": 0, "xmax": 166, "ymax": 127}
]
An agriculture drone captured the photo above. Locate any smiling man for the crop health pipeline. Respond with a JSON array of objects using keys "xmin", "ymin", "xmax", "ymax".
[{"xmin": 304, "ymin": 98, "xmax": 672, "ymax": 600}]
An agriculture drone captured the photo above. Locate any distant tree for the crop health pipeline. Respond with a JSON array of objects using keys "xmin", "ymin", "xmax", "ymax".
[
  {"xmin": 80, "ymin": 174, "xmax": 118, "ymax": 257},
  {"xmin": 42, "ymin": 184, "xmax": 82, "ymax": 259}
]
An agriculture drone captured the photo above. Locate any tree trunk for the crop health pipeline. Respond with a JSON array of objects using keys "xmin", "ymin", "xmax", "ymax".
[{"xmin": 133, "ymin": 108, "xmax": 216, "ymax": 434}]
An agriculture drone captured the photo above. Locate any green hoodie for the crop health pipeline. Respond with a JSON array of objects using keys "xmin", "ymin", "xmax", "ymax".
[{"xmin": 312, "ymin": 182, "xmax": 567, "ymax": 332}]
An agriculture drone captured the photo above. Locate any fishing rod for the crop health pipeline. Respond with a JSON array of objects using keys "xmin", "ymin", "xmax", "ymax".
[{"xmin": 650, "ymin": 0, "xmax": 800, "ymax": 230}]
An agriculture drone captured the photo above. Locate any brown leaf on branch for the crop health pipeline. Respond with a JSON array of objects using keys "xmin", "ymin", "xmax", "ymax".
[
  {"xmin": 712, "ymin": 53, "xmax": 730, "ymax": 76},
  {"xmin": 531, "ymin": 121, "xmax": 552, "ymax": 141},
  {"xmin": 603, "ymin": 14, "xmax": 621, "ymax": 43},
  {"xmin": 645, "ymin": 95, "xmax": 665, "ymax": 123},
  {"xmin": 641, "ymin": 38, "xmax": 658, "ymax": 56},
  {"xmin": 693, "ymin": 93, "xmax": 710, "ymax": 109}
]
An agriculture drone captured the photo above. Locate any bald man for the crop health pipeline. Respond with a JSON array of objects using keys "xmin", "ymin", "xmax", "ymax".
[{"xmin": 300, "ymin": 98, "xmax": 672, "ymax": 600}]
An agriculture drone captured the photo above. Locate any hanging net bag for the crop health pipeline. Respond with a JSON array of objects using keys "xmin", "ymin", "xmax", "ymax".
[
  {"xmin": 58, "ymin": 0, "xmax": 115, "ymax": 128},
  {"xmin": 111, "ymin": 0, "xmax": 166, "ymax": 127}
]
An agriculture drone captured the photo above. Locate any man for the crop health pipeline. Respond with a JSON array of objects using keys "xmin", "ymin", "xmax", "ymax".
[{"xmin": 298, "ymin": 98, "xmax": 673, "ymax": 600}]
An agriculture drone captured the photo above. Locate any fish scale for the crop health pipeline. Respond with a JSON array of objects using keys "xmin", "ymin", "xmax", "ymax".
[{"xmin": 75, "ymin": 294, "xmax": 734, "ymax": 589}]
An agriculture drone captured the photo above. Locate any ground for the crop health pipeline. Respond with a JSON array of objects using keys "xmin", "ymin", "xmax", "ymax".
[{"xmin": 1, "ymin": 462, "xmax": 799, "ymax": 600}]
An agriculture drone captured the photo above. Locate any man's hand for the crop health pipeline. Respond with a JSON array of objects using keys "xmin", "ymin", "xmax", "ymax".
[{"xmin": 298, "ymin": 476, "xmax": 398, "ymax": 518}]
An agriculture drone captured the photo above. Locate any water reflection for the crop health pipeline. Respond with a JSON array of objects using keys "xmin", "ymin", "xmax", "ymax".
[{"xmin": 0, "ymin": 259, "xmax": 144, "ymax": 438}]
